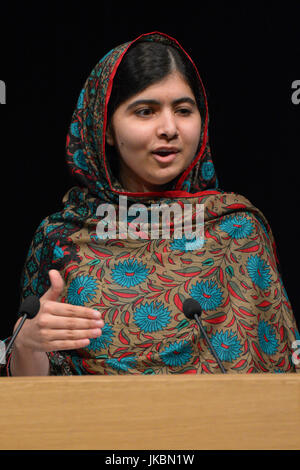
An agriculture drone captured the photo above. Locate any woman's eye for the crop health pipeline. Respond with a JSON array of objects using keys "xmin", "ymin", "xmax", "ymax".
[
  {"xmin": 177, "ymin": 108, "xmax": 192, "ymax": 115},
  {"xmin": 135, "ymin": 108, "xmax": 153, "ymax": 117},
  {"xmin": 134, "ymin": 107, "xmax": 193, "ymax": 117}
]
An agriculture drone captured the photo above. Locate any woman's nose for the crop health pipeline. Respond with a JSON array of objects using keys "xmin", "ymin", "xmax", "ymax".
[{"xmin": 156, "ymin": 110, "xmax": 178, "ymax": 140}]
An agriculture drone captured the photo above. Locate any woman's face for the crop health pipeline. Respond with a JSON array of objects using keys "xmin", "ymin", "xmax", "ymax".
[{"xmin": 106, "ymin": 72, "xmax": 201, "ymax": 192}]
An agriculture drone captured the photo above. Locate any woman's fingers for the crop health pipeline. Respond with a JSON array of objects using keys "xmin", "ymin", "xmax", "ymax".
[
  {"xmin": 41, "ymin": 269, "xmax": 65, "ymax": 302},
  {"xmin": 44, "ymin": 338, "xmax": 92, "ymax": 352},
  {"xmin": 40, "ymin": 299, "xmax": 102, "ymax": 320},
  {"xmin": 37, "ymin": 312, "xmax": 104, "ymax": 331},
  {"xmin": 15, "ymin": 269, "xmax": 106, "ymax": 353},
  {"xmin": 40, "ymin": 326, "xmax": 102, "ymax": 343},
  {"xmin": 33, "ymin": 301, "xmax": 105, "ymax": 351}
]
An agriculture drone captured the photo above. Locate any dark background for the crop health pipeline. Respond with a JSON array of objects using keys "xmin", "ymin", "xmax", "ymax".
[{"xmin": 1, "ymin": 1, "xmax": 299, "ymax": 339}]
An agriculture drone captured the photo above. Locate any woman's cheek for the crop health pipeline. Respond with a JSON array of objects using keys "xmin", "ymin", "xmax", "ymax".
[
  {"xmin": 118, "ymin": 123, "xmax": 151, "ymax": 153},
  {"xmin": 183, "ymin": 126, "xmax": 201, "ymax": 159}
]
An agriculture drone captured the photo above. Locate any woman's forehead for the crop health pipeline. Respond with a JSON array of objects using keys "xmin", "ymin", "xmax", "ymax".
[{"xmin": 122, "ymin": 73, "xmax": 196, "ymax": 106}]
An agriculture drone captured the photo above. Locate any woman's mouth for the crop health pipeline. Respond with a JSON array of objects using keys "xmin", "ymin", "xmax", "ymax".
[{"xmin": 151, "ymin": 148, "xmax": 179, "ymax": 164}]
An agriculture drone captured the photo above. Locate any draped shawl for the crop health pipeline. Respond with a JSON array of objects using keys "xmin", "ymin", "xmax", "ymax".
[{"xmin": 18, "ymin": 32, "xmax": 299, "ymax": 374}]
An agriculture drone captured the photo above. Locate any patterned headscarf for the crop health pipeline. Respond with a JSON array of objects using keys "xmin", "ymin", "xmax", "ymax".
[
  {"xmin": 65, "ymin": 31, "xmax": 217, "ymax": 204},
  {"xmin": 19, "ymin": 32, "xmax": 299, "ymax": 374}
]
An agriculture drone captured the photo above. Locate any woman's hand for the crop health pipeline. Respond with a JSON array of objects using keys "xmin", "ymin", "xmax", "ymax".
[{"xmin": 13, "ymin": 269, "xmax": 104, "ymax": 353}]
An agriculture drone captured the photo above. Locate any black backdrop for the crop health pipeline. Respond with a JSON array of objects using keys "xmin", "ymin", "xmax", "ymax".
[{"xmin": 1, "ymin": 2, "xmax": 299, "ymax": 339}]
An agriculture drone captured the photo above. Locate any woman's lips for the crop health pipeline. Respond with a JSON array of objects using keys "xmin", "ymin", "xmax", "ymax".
[{"xmin": 151, "ymin": 151, "xmax": 179, "ymax": 164}]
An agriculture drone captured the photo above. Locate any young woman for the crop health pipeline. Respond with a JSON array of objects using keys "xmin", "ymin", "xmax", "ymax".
[{"xmin": 7, "ymin": 32, "xmax": 300, "ymax": 375}]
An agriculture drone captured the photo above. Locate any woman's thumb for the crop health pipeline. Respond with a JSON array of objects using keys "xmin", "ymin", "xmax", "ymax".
[{"xmin": 42, "ymin": 269, "xmax": 65, "ymax": 301}]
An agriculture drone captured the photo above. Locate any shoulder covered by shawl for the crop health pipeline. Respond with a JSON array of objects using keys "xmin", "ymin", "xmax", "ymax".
[{"xmin": 19, "ymin": 190, "xmax": 300, "ymax": 374}]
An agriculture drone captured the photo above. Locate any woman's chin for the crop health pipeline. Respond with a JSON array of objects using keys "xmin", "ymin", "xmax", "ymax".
[{"xmin": 145, "ymin": 167, "xmax": 183, "ymax": 187}]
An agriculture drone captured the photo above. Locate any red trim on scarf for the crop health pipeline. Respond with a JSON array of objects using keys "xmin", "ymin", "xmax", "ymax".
[
  {"xmin": 102, "ymin": 31, "xmax": 210, "ymax": 199},
  {"xmin": 102, "ymin": 41, "xmax": 132, "ymax": 195}
]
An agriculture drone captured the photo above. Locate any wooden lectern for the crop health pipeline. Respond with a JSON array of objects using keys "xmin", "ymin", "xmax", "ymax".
[{"xmin": 0, "ymin": 375, "xmax": 299, "ymax": 450}]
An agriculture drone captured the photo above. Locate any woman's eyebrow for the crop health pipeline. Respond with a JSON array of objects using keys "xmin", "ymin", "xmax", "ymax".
[
  {"xmin": 172, "ymin": 97, "xmax": 197, "ymax": 107},
  {"xmin": 126, "ymin": 99, "xmax": 160, "ymax": 111},
  {"xmin": 126, "ymin": 96, "xmax": 196, "ymax": 111}
]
